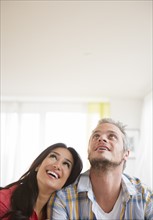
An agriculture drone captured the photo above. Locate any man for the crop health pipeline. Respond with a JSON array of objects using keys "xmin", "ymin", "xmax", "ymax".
[{"xmin": 48, "ymin": 118, "xmax": 153, "ymax": 219}]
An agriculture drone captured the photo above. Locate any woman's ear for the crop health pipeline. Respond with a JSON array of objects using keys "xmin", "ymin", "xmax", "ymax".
[{"xmin": 35, "ymin": 166, "xmax": 39, "ymax": 172}]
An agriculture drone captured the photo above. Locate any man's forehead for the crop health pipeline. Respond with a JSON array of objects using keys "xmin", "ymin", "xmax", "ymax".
[{"xmin": 93, "ymin": 123, "xmax": 121, "ymax": 134}]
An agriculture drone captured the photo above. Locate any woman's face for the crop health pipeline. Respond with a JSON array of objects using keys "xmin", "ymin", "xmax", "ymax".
[{"xmin": 36, "ymin": 147, "xmax": 74, "ymax": 194}]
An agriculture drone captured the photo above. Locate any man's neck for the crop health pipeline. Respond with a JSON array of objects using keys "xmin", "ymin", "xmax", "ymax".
[{"xmin": 89, "ymin": 168, "xmax": 122, "ymax": 213}]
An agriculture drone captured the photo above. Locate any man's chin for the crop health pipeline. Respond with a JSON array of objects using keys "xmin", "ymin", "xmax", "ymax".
[{"xmin": 89, "ymin": 158, "xmax": 123, "ymax": 171}]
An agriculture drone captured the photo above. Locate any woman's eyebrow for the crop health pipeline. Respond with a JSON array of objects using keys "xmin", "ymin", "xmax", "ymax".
[
  {"xmin": 65, "ymin": 158, "xmax": 73, "ymax": 165},
  {"xmin": 50, "ymin": 151, "xmax": 59, "ymax": 155},
  {"xmin": 51, "ymin": 151, "xmax": 73, "ymax": 164}
]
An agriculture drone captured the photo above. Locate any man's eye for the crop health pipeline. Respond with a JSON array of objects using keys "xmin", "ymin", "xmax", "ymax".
[
  {"xmin": 92, "ymin": 134, "xmax": 100, "ymax": 139},
  {"xmin": 109, "ymin": 134, "xmax": 117, "ymax": 140}
]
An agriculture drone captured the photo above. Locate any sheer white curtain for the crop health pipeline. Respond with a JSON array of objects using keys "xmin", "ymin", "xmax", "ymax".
[
  {"xmin": 0, "ymin": 102, "xmax": 88, "ymax": 186},
  {"xmin": 1, "ymin": 101, "xmax": 110, "ymax": 187}
]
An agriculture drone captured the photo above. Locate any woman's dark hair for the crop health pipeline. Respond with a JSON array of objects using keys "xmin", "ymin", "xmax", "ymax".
[{"xmin": 0, "ymin": 143, "xmax": 83, "ymax": 220}]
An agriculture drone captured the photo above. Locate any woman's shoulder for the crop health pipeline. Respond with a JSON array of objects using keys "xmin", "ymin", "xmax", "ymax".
[
  {"xmin": 0, "ymin": 184, "xmax": 17, "ymax": 196},
  {"xmin": 0, "ymin": 185, "xmax": 17, "ymax": 217}
]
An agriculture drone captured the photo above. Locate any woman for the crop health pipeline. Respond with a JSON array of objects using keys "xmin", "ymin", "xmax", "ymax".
[{"xmin": 0, "ymin": 143, "xmax": 83, "ymax": 220}]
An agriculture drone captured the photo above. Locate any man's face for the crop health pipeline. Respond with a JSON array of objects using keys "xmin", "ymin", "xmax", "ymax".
[{"xmin": 88, "ymin": 123, "xmax": 129, "ymax": 170}]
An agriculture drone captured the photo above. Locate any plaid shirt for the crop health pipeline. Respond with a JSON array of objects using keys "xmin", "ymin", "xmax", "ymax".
[{"xmin": 48, "ymin": 170, "xmax": 153, "ymax": 220}]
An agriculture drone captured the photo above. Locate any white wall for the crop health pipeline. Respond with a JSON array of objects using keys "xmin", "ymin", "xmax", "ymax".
[
  {"xmin": 110, "ymin": 96, "xmax": 152, "ymax": 188},
  {"xmin": 1, "ymin": 0, "xmax": 152, "ymax": 189},
  {"xmin": 110, "ymin": 98, "xmax": 142, "ymax": 128}
]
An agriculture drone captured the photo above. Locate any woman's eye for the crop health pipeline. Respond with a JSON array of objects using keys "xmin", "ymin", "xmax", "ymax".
[
  {"xmin": 49, "ymin": 154, "xmax": 57, "ymax": 160},
  {"xmin": 63, "ymin": 162, "xmax": 70, "ymax": 169}
]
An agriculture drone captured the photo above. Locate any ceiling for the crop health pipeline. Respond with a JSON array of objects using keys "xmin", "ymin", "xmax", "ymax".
[{"xmin": 1, "ymin": 0, "xmax": 152, "ymax": 101}]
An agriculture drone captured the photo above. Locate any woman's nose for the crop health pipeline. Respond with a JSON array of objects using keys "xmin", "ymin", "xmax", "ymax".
[{"xmin": 53, "ymin": 162, "xmax": 61, "ymax": 170}]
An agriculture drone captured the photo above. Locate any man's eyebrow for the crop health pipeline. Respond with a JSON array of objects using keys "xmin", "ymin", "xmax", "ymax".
[
  {"xmin": 51, "ymin": 151, "xmax": 73, "ymax": 164},
  {"xmin": 92, "ymin": 130, "xmax": 101, "ymax": 134},
  {"xmin": 92, "ymin": 130, "xmax": 118, "ymax": 135},
  {"xmin": 107, "ymin": 130, "xmax": 117, "ymax": 133}
]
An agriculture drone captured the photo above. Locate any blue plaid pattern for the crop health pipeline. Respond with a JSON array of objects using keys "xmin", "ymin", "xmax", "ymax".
[{"xmin": 48, "ymin": 171, "xmax": 153, "ymax": 220}]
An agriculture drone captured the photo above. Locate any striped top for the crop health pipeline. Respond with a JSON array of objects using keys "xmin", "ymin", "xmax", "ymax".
[{"xmin": 48, "ymin": 170, "xmax": 153, "ymax": 220}]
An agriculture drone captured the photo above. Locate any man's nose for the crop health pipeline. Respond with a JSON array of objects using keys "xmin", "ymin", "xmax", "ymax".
[{"xmin": 98, "ymin": 135, "xmax": 107, "ymax": 143}]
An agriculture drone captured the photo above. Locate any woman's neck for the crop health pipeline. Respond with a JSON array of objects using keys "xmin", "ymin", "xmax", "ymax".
[{"xmin": 34, "ymin": 192, "xmax": 51, "ymax": 220}]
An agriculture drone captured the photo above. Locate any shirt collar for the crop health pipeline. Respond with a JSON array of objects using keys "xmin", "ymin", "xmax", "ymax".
[
  {"xmin": 78, "ymin": 170, "xmax": 91, "ymax": 193},
  {"xmin": 77, "ymin": 171, "xmax": 139, "ymax": 198},
  {"xmin": 121, "ymin": 173, "xmax": 139, "ymax": 201}
]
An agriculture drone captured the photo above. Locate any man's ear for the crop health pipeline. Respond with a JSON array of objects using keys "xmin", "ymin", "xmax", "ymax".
[{"xmin": 123, "ymin": 150, "xmax": 130, "ymax": 161}]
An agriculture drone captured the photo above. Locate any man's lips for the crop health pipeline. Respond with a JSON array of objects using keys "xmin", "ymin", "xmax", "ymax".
[{"xmin": 96, "ymin": 146, "xmax": 110, "ymax": 151}]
